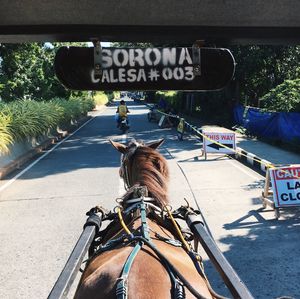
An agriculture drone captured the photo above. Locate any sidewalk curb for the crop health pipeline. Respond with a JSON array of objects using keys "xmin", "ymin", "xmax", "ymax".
[
  {"xmin": 0, "ymin": 103, "xmax": 111, "ymax": 180},
  {"xmin": 0, "ymin": 114, "xmax": 97, "ymax": 180},
  {"xmin": 0, "ymin": 137, "xmax": 59, "ymax": 179},
  {"xmin": 235, "ymin": 147, "xmax": 273, "ymax": 173}
]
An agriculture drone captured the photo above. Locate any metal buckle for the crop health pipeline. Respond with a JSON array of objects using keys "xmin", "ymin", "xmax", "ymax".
[
  {"xmin": 192, "ymin": 40, "xmax": 204, "ymax": 76},
  {"xmin": 92, "ymin": 40, "xmax": 102, "ymax": 79}
]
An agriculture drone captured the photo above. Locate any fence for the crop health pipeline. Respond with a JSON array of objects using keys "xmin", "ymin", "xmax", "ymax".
[{"xmin": 234, "ymin": 104, "xmax": 300, "ymax": 143}]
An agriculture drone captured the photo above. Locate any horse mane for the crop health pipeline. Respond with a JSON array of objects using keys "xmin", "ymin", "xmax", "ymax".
[{"xmin": 122, "ymin": 145, "xmax": 169, "ymax": 207}]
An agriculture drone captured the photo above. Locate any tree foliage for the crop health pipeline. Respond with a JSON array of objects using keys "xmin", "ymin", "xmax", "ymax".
[
  {"xmin": 1, "ymin": 42, "xmax": 299, "ymax": 120},
  {"xmin": 260, "ymin": 79, "xmax": 300, "ymax": 112},
  {"xmin": 0, "ymin": 42, "xmax": 89, "ymax": 102},
  {"xmin": 230, "ymin": 45, "xmax": 300, "ymax": 106},
  {"xmin": 111, "ymin": 42, "xmax": 153, "ymax": 48}
]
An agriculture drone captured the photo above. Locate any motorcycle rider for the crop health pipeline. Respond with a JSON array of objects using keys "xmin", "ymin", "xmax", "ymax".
[{"xmin": 116, "ymin": 100, "xmax": 130, "ymax": 127}]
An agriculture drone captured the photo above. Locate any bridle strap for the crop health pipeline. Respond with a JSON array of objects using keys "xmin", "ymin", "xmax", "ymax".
[{"xmin": 121, "ymin": 141, "xmax": 143, "ymax": 189}]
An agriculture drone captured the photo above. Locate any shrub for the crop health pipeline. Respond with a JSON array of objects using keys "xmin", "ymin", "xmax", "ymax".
[
  {"xmin": 0, "ymin": 97, "xmax": 94, "ymax": 154},
  {"xmin": 154, "ymin": 91, "xmax": 183, "ymax": 111},
  {"xmin": 51, "ymin": 97, "xmax": 94, "ymax": 127},
  {"xmin": 0, "ymin": 112, "xmax": 13, "ymax": 153},
  {"xmin": 93, "ymin": 91, "xmax": 119, "ymax": 106},
  {"xmin": 93, "ymin": 92, "xmax": 109, "ymax": 106},
  {"xmin": 3, "ymin": 100, "xmax": 62, "ymax": 141}
]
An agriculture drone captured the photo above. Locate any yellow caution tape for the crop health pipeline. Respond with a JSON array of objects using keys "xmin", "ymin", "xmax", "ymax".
[{"xmin": 154, "ymin": 108, "xmax": 300, "ymax": 179}]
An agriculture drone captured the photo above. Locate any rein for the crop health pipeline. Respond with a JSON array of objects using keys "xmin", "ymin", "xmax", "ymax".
[{"xmin": 120, "ymin": 141, "xmax": 142, "ymax": 190}]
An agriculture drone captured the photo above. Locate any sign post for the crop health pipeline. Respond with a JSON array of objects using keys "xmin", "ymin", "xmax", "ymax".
[{"xmin": 158, "ymin": 115, "xmax": 166, "ymax": 127}]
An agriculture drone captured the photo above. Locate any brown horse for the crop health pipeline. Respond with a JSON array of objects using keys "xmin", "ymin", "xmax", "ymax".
[{"xmin": 74, "ymin": 139, "xmax": 217, "ymax": 299}]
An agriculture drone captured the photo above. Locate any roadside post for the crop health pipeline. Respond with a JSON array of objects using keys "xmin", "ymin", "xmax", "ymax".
[
  {"xmin": 177, "ymin": 118, "xmax": 185, "ymax": 141},
  {"xmin": 158, "ymin": 115, "xmax": 166, "ymax": 127},
  {"xmin": 202, "ymin": 132, "xmax": 236, "ymax": 160},
  {"xmin": 261, "ymin": 164, "xmax": 300, "ymax": 219}
]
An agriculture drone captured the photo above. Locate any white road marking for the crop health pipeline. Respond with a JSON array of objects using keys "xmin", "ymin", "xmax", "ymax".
[{"xmin": 0, "ymin": 117, "xmax": 95, "ymax": 193}]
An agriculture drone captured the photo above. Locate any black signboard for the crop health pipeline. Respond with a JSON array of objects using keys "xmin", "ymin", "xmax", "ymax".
[{"xmin": 55, "ymin": 47, "xmax": 235, "ymax": 91}]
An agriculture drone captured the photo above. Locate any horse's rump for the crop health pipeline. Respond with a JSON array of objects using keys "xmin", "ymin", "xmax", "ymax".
[{"xmin": 75, "ymin": 219, "xmax": 213, "ymax": 299}]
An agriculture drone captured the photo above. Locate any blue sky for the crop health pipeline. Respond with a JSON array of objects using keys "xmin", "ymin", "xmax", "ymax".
[
  {"xmin": 88, "ymin": 42, "xmax": 111, "ymax": 47},
  {"xmin": 45, "ymin": 42, "xmax": 111, "ymax": 48}
]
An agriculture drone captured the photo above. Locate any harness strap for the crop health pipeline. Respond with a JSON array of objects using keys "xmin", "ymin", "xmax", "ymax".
[
  {"xmin": 116, "ymin": 242, "xmax": 142, "ymax": 299},
  {"xmin": 100, "ymin": 235, "xmax": 128, "ymax": 252},
  {"xmin": 134, "ymin": 236, "xmax": 209, "ymax": 299},
  {"xmin": 139, "ymin": 201, "xmax": 150, "ymax": 241},
  {"xmin": 154, "ymin": 232, "xmax": 182, "ymax": 247},
  {"xmin": 125, "ymin": 197, "xmax": 155, "ymax": 204},
  {"xmin": 174, "ymin": 280, "xmax": 186, "ymax": 299},
  {"xmin": 163, "ymin": 262, "xmax": 186, "ymax": 299},
  {"xmin": 188, "ymin": 250, "xmax": 206, "ymax": 279}
]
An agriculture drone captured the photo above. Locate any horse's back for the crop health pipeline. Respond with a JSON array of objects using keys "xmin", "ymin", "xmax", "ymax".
[
  {"xmin": 74, "ymin": 246, "xmax": 172, "ymax": 299},
  {"xmin": 75, "ymin": 220, "xmax": 214, "ymax": 299}
]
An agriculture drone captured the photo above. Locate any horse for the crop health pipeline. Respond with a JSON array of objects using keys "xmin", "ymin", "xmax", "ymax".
[{"xmin": 74, "ymin": 139, "xmax": 220, "ymax": 299}]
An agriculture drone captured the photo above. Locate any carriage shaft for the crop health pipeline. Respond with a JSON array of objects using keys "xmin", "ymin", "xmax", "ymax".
[
  {"xmin": 186, "ymin": 214, "xmax": 254, "ymax": 299},
  {"xmin": 48, "ymin": 211, "xmax": 102, "ymax": 299}
]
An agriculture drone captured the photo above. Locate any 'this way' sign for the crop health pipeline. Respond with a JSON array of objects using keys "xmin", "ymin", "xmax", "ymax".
[
  {"xmin": 270, "ymin": 166, "xmax": 300, "ymax": 207},
  {"xmin": 203, "ymin": 132, "xmax": 236, "ymax": 154}
]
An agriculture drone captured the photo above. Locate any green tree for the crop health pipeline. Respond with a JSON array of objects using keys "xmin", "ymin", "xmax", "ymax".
[
  {"xmin": 0, "ymin": 42, "xmax": 90, "ymax": 102},
  {"xmin": 260, "ymin": 79, "xmax": 300, "ymax": 112},
  {"xmin": 0, "ymin": 43, "xmax": 68, "ymax": 101},
  {"xmin": 230, "ymin": 45, "xmax": 300, "ymax": 105}
]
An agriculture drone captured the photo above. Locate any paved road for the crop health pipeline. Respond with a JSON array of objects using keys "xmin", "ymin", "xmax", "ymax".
[{"xmin": 0, "ymin": 99, "xmax": 299, "ymax": 299}]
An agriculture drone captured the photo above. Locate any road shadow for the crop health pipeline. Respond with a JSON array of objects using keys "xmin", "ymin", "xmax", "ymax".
[
  {"xmin": 6, "ymin": 106, "xmax": 202, "ymax": 180},
  {"xmin": 203, "ymin": 207, "xmax": 300, "ymax": 298}
]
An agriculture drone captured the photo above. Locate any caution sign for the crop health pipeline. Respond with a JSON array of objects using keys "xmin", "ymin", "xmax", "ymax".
[
  {"xmin": 203, "ymin": 132, "xmax": 236, "ymax": 154},
  {"xmin": 269, "ymin": 166, "xmax": 300, "ymax": 207},
  {"xmin": 177, "ymin": 118, "xmax": 185, "ymax": 133}
]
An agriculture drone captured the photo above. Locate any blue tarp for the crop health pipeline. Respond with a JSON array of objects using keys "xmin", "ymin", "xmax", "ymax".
[{"xmin": 233, "ymin": 105, "xmax": 300, "ymax": 142}]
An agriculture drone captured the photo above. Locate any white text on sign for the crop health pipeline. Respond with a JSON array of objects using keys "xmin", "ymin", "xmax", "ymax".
[{"xmin": 203, "ymin": 132, "xmax": 236, "ymax": 154}]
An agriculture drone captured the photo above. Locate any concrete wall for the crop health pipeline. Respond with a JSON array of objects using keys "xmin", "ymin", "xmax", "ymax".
[{"xmin": 0, "ymin": 134, "xmax": 52, "ymax": 168}]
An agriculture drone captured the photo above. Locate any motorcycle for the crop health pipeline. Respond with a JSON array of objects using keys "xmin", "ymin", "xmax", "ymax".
[
  {"xmin": 147, "ymin": 105, "xmax": 159, "ymax": 122},
  {"xmin": 119, "ymin": 117, "xmax": 130, "ymax": 134}
]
